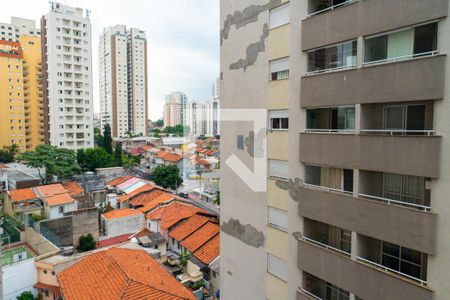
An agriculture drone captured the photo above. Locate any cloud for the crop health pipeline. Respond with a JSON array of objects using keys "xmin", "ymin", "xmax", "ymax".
[{"xmin": 0, "ymin": 0, "xmax": 219, "ymax": 120}]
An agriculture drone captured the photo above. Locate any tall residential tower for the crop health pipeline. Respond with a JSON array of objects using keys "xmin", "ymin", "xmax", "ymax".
[
  {"xmin": 99, "ymin": 25, "xmax": 148, "ymax": 137},
  {"xmin": 221, "ymin": 0, "xmax": 450, "ymax": 299},
  {"xmin": 41, "ymin": 2, "xmax": 94, "ymax": 149}
]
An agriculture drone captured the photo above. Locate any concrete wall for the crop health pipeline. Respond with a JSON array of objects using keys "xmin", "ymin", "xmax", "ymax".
[
  {"xmin": 25, "ymin": 227, "xmax": 59, "ymax": 255},
  {"xmin": 300, "ymin": 133, "xmax": 441, "ymax": 178},
  {"xmin": 298, "ymin": 239, "xmax": 433, "ymax": 300},
  {"xmin": 299, "ymin": 187, "xmax": 437, "ymax": 254},
  {"xmin": 39, "ymin": 217, "xmax": 73, "ymax": 247},
  {"xmin": 3, "ymin": 259, "xmax": 37, "ymax": 300},
  {"xmin": 104, "ymin": 214, "xmax": 144, "ymax": 239},
  {"xmin": 301, "ymin": 0, "xmax": 449, "ymax": 50},
  {"xmin": 72, "ymin": 208, "xmax": 99, "ymax": 247},
  {"xmin": 301, "ymin": 55, "xmax": 446, "ymax": 108}
]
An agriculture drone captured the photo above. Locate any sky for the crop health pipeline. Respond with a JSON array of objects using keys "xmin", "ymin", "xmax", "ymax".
[{"xmin": 0, "ymin": 0, "xmax": 220, "ymax": 120}]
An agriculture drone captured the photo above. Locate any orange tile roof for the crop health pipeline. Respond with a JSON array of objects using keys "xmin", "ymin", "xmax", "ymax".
[
  {"xmin": 0, "ymin": 164, "xmax": 8, "ymax": 170},
  {"xmin": 193, "ymin": 234, "xmax": 220, "ymax": 265},
  {"xmin": 62, "ymin": 182, "xmax": 84, "ymax": 196},
  {"xmin": 129, "ymin": 189, "xmax": 166, "ymax": 207},
  {"xmin": 157, "ymin": 151, "xmax": 182, "ymax": 163},
  {"xmin": 117, "ymin": 184, "xmax": 155, "ymax": 203},
  {"xmin": 140, "ymin": 145, "xmax": 153, "ymax": 151},
  {"xmin": 9, "ymin": 188, "xmax": 38, "ymax": 202},
  {"xmin": 146, "ymin": 202, "xmax": 212, "ymax": 230},
  {"xmin": 58, "ymin": 247, "xmax": 196, "ymax": 300},
  {"xmin": 168, "ymin": 214, "xmax": 212, "ymax": 241},
  {"xmin": 35, "ymin": 184, "xmax": 67, "ymax": 198},
  {"xmin": 106, "ymin": 175, "xmax": 133, "ymax": 187},
  {"xmin": 136, "ymin": 193, "xmax": 175, "ymax": 213},
  {"xmin": 181, "ymin": 222, "xmax": 220, "ymax": 253},
  {"xmin": 8, "ymin": 188, "xmax": 38, "ymax": 202},
  {"xmin": 44, "ymin": 194, "xmax": 75, "ymax": 206},
  {"xmin": 102, "ymin": 209, "xmax": 144, "ymax": 220}
]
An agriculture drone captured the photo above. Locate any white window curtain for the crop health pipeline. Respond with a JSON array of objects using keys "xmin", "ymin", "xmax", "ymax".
[
  {"xmin": 269, "ymin": 58, "xmax": 289, "ymax": 74},
  {"xmin": 269, "ymin": 3, "xmax": 289, "ymax": 29},
  {"xmin": 268, "ymin": 207, "xmax": 288, "ymax": 231},
  {"xmin": 267, "ymin": 254, "xmax": 288, "ymax": 281},
  {"xmin": 268, "ymin": 159, "xmax": 289, "ymax": 179}
]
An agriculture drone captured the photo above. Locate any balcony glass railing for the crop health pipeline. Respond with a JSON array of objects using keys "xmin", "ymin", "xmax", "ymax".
[{"xmin": 307, "ymin": 0, "xmax": 358, "ymax": 18}]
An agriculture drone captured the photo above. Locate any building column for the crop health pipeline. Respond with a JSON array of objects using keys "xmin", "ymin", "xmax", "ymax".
[{"xmin": 357, "ymin": 36, "xmax": 364, "ymax": 68}]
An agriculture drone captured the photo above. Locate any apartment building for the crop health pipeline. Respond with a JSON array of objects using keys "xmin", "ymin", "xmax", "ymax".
[
  {"xmin": 163, "ymin": 92, "xmax": 187, "ymax": 127},
  {"xmin": 99, "ymin": 25, "xmax": 148, "ymax": 138},
  {"xmin": 186, "ymin": 101, "xmax": 207, "ymax": 136},
  {"xmin": 221, "ymin": 0, "xmax": 450, "ymax": 299},
  {"xmin": 41, "ymin": 2, "xmax": 94, "ymax": 149},
  {"xmin": 207, "ymin": 78, "xmax": 221, "ymax": 136},
  {"xmin": 0, "ymin": 18, "xmax": 44, "ymax": 152}
]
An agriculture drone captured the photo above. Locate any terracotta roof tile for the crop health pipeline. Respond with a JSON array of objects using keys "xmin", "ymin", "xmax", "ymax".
[
  {"xmin": 102, "ymin": 209, "xmax": 143, "ymax": 220},
  {"xmin": 62, "ymin": 182, "xmax": 85, "ymax": 196},
  {"xmin": 118, "ymin": 184, "xmax": 155, "ymax": 203},
  {"xmin": 96, "ymin": 233, "xmax": 133, "ymax": 249},
  {"xmin": 157, "ymin": 151, "xmax": 182, "ymax": 163},
  {"xmin": 35, "ymin": 184, "xmax": 67, "ymax": 198},
  {"xmin": 140, "ymin": 145, "xmax": 153, "ymax": 151},
  {"xmin": 9, "ymin": 188, "xmax": 37, "ymax": 202},
  {"xmin": 106, "ymin": 175, "xmax": 133, "ymax": 187},
  {"xmin": 58, "ymin": 247, "xmax": 196, "ymax": 300},
  {"xmin": 44, "ymin": 194, "xmax": 75, "ymax": 206},
  {"xmin": 146, "ymin": 202, "xmax": 212, "ymax": 230},
  {"xmin": 135, "ymin": 193, "xmax": 175, "ymax": 213},
  {"xmin": 193, "ymin": 234, "xmax": 220, "ymax": 265},
  {"xmin": 168, "ymin": 215, "xmax": 211, "ymax": 241},
  {"xmin": 0, "ymin": 164, "xmax": 8, "ymax": 170},
  {"xmin": 129, "ymin": 190, "xmax": 166, "ymax": 207},
  {"xmin": 181, "ymin": 222, "xmax": 220, "ymax": 252}
]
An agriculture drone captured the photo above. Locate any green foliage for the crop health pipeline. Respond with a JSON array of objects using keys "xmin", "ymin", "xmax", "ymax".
[
  {"xmin": 94, "ymin": 127, "xmax": 103, "ymax": 148},
  {"xmin": 102, "ymin": 124, "xmax": 113, "ymax": 154},
  {"xmin": 78, "ymin": 233, "xmax": 96, "ymax": 252},
  {"xmin": 121, "ymin": 154, "xmax": 139, "ymax": 171},
  {"xmin": 179, "ymin": 252, "xmax": 190, "ymax": 268},
  {"xmin": 77, "ymin": 148, "xmax": 117, "ymax": 172},
  {"xmin": 114, "ymin": 143, "xmax": 122, "ymax": 166},
  {"xmin": 18, "ymin": 145, "xmax": 80, "ymax": 184},
  {"xmin": 0, "ymin": 144, "xmax": 19, "ymax": 163},
  {"xmin": 31, "ymin": 214, "xmax": 47, "ymax": 222},
  {"xmin": 16, "ymin": 291, "xmax": 37, "ymax": 300},
  {"xmin": 215, "ymin": 191, "xmax": 220, "ymax": 205},
  {"xmin": 163, "ymin": 125, "xmax": 190, "ymax": 136},
  {"xmin": 152, "ymin": 165, "xmax": 183, "ymax": 190},
  {"xmin": 188, "ymin": 280, "xmax": 205, "ymax": 291},
  {"xmin": 153, "ymin": 119, "xmax": 164, "ymax": 127}
]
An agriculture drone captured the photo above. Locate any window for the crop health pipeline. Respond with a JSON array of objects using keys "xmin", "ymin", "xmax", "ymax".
[
  {"xmin": 267, "ymin": 254, "xmax": 287, "ymax": 281},
  {"xmin": 269, "ymin": 57, "xmax": 289, "ymax": 80},
  {"xmin": 307, "ymin": 106, "xmax": 355, "ymax": 131},
  {"xmin": 325, "ymin": 282, "xmax": 350, "ymax": 300},
  {"xmin": 268, "ymin": 159, "xmax": 288, "ymax": 180},
  {"xmin": 304, "ymin": 165, "xmax": 353, "ymax": 192},
  {"xmin": 383, "ymin": 104, "xmax": 426, "ymax": 134},
  {"xmin": 381, "ymin": 241, "xmax": 425, "ymax": 280},
  {"xmin": 364, "ymin": 23, "xmax": 438, "ymax": 63},
  {"xmin": 383, "ymin": 173, "xmax": 427, "ymax": 206},
  {"xmin": 269, "ymin": 3, "xmax": 289, "ymax": 29},
  {"xmin": 58, "ymin": 206, "xmax": 64, "ymax": 214},
  {"xmin": 268, "ymin": 207, "xmax": 288, "ymax": 231},
  {"xmin": 308, "ymin": 40, "xmax": 357, "ymax": 72},
  {"xmin": 269, "ymin": 110, "xmax": 288, "ymax": 130}
]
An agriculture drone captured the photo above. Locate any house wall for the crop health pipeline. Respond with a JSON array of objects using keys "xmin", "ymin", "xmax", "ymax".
[
  {"xmin": 104, "ymin": 214, "xmax": 144, "ymax": 239},
  {"xmin": 72, "ymin": 208, "xmax": 99, "ymax": 247},
  {"xmin": 3, "ymin": 258, "xmax": 36, "ymax": 300},
  {"xmin": 47, "ymin": 202, "xmax": 77, "ymax": 219}
]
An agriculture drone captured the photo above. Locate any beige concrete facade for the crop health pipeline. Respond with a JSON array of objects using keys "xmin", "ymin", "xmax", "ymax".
[{"xmin": 221, "ymin": 0, "xmax": 450, "ymax": 299}]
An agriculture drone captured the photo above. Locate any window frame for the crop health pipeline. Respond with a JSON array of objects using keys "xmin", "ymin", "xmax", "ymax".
[
  {"xmin": 267, "ymin": 253, "xmax": 288, "ymax": 281},
  {"xmin": 269, "ymin": 110, "xmax": 289, "ymax": 131},
  {"xmin": 269, "ymin": 3, "xmax": 290, "ymax": 30},
  {"xmin": 268, "ymin": 206, "xmax": 288, "ymax": 232}
]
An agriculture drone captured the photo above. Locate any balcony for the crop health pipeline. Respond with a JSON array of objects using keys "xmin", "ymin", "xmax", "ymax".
[
  {"xmin": 302, "ymin": 0, "xmax": 448, "ymax": 51},
  {"xmin": 301, "ymin": 55, "xmax": 445, "ymax": 108},
  {"xmin": 297, "ymin": 238, "xmax": 433, "ymax": 300},
  {"xmin": 299, "ymin": 132, "xmax": 441, "ymax": 178},
  {"xmin": 299, "ymin": 186, "xmax": 437, "ymax": 254}
]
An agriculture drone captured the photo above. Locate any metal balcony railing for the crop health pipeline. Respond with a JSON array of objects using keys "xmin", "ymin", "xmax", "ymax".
[
  {"xmin": 302, "ymin": 236, "xmax": 351, "ymax": 257},
  {"xmin": 307, "ymin": 0, "xmax": 358, "ymax": 18},
  {"xmin": 363, "ymin": 51, "xmax": 439, "ymax": 67},
  {"xmin": 360, "ymin": 129, "xmax": 435, "ymax": 136}
]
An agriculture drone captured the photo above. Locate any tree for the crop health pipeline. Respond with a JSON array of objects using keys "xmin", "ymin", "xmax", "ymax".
[
  {"xmin": 179, "ymin": 252, "xmax": 190, "ymax": 269},
  {"xmin": 122, "ymin": 154, "xmax": 139, "ymax": 172},
  {"xmin": 114, "ymin": 143, "xmax": 122, "ymax": 166},
  {"xmin": 78, "ymin": 233, "xmax": 96, "ymax": 252},
  {"xmin": 16, "ymin": 291, "xmax": 37, "ymax": 300},
  {"xmin": 18, "ymin": 145, "xmax": 80, "ymax": 184},
  {"xmin": 77, "ymin": 148, "xmax": 116, "ymax": 172},
  {"xmin": 94, "ymin": 127, "xmax": 103, "ymax": 148},
  {"xmin": 0, "ymin": 144, "xmax": 19, "ymax": 163},
  {"xmin": 153, "ymin": 119, "xmax": 164, "ymax": 127},
  {"xmin": 153, "ymin": 165, "xmax": 183, "ymax": 190},
  {"xmin": 103, "ymin": 124, "xmax": 113, "ymax": 154}
]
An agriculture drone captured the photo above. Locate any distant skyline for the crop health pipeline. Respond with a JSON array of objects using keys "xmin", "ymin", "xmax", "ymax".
[{"xmin": 0, "ymin": 0, "xmax": 220, "ymax": 120}]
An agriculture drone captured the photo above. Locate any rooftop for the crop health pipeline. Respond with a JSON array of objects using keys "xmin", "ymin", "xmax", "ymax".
[
  {"xmin": 57, "ymin": 247, "xmax": 196, "ymax": 300},
  {"xmin": 35, "ymin": 184, "xmax": 67, "ymax": 198},
  {"xmin": 106, "ymin": 175, "xmax": 133, "ymax": 187},
  {"xmin": 181, "ymin": 222, "xmax": 220, "ymax": 253},
  {"xmin": 103, "ymin": 208, "xmax": 144, "ymax": 220},
  {"xmin": 157, "ymin": 151, "xmax": 182, "ymax": 163},
  {"xmin": 117, "ymin": 184, "xmax": 155, "ymax": 203},
  {"xmin": 193, "ymin": 234, "xmax": 220, "ymax": 265},
  {"xmin": 62, "ymin": 182, "xmax": 85, "ymax": 196},
  {"xmin": 169, "ymin": 214, "xmax": 212, "ymax": 241},
  {"xmin": 44, "ymin": 194, "xmax": 75, "ymax": 206},
  {"xmin": 9, "ymin": 188, "xmax": 38, "ymax": 202}
]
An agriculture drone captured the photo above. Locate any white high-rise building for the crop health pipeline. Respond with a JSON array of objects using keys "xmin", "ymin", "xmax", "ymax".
[
  {"xmin": 163, "ymin": 91, "xmax": 187, "ymax": 127},
  {"xmin": 207, "ymin": 78, "xmax": 220, "ymax": 136},
  {"xmin": 186, "ymin": 101, "xmax": 207, "ymax": 136},
  {"xmin": 42, "ymin": 2, "xmax": 94, "ymax": 149},
  {"xmin": 0, "ymin": 17, "xmax": 40, "ymax": 41},
  {"xmin": 99, "ymin": 25, "xmax": 148, "ymax": 138}
]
